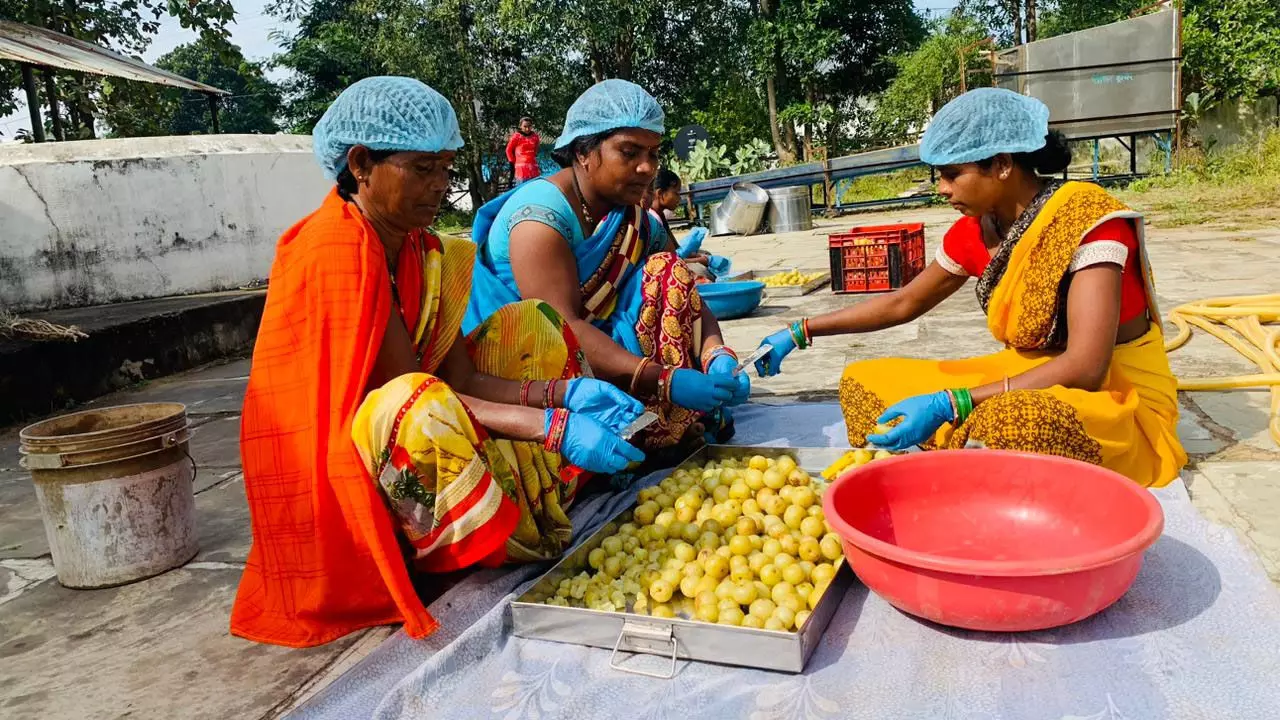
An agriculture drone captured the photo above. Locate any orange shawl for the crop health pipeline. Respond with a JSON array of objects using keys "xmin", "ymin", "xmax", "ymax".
[{"xmin": 231, "ymin": 189, "xmax": 437, "ymax": 647}]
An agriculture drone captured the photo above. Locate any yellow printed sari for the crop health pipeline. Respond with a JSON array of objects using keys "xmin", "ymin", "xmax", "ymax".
[
  {"xmin": 840, "ymin": 182, "xmax": 1187, "ymax": 487},
  {"xmin": 351, "ymin": 230, "xmax": 589, "ymax": 572}
]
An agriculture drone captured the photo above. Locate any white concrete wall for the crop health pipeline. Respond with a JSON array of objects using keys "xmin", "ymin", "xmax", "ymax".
[
  {"xmin": 1199, "ymin": 97, "xmax": 1279, "ymax": 151},
  {"xmin": 0, "ymin": 134, "xmax": 331, "ymax": 311}
]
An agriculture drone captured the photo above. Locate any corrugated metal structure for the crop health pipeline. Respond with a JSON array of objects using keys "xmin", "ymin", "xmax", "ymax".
[
  {"xmin": 2, "ymin": 20, "xmax": 227, "ymax": 142},
  {"xmin": 0, "ymin": 20, "xmax": 226, "ymax": 95},
  {"xmin": 994, "ymin": 9, "xmax": 1180, "ymax": 141}
]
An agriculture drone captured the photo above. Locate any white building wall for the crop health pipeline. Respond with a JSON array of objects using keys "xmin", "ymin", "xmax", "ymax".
[{"xmin": 0, "ymin": 134, "xmax": 331, "ymax": 311}]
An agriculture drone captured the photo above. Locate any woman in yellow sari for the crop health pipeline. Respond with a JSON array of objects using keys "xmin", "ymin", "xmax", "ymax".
[
  {"xmin": 753, "ymin": 88, "xmax": 1186, "ymax": 488},
  {"xmin": 233, "ymin": 77, "xmax": 643, "ymax": 648}
]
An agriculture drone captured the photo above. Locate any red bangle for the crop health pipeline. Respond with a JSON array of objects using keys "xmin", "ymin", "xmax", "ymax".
[
  {"xmin": 630, "ymin": 358, "xmax": 652, "ymax": 398},
  {"xmin": 519, "ymin": 380, "xmax": 534, "ymax": 407},
  {"xmin": 542, "ymin": 379, "xmax": 557, "ymax": 410},
  {"xmin": 545, "ymin": 408, "xmax": 570, "ymax": 453},
  {"xmin": 656, "ymin": 366, "xmax": 676, "ymax": 405},
  {"xmin": 700, "ymin": 345, "xmax": 738, "ymax": 373}
]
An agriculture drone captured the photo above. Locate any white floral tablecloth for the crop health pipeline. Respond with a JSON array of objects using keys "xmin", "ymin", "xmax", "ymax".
[{"xmin": 290, "ymin": 403, "xmax": 1280, "ymax": 720}]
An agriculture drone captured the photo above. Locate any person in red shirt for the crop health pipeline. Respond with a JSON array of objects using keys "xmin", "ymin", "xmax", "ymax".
[
  {"xmin": 752, "ymin": 88, "xmax": 1186, "ymax": 489},
  {"xmin": 505, "ymin": 116, "xmax": 541, "ymax": 184}
]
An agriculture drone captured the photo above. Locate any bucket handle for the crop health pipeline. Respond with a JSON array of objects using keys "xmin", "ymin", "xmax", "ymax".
[{"xmin": 21, "ymin": 427, "xmax": 192, "ymax": 470}]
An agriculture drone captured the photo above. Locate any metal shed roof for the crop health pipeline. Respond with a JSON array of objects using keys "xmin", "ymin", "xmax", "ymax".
[{"xmin": 0, "ymin": 20, "xmax": 227, "ymax": 95}]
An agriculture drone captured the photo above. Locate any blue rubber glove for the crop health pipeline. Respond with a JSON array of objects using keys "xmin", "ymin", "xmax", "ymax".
[
  {"xmin": 865, "ymin": 391, "xmax": 956, "ymax": 451},
  {"xmin": 669, "ymin": 369, "xmax": 737, "ymax": 413},
  {"xmin": 677, "ymin": 227, "xmax": 708, "ymax": 259},
  {"xmin": 708, "ymin": 354, "xmax": 750, "ymax": 406},
  {"xmin": 550, "ymin": 410, "xmax": 646, "ymax": 475},
  {"xmin": 563, "ymin": 378, "xmax": 644, "ymax": 434},
  {"xmin": 754, "ymin": 328, "xmax": 797, "ymax": 378}
]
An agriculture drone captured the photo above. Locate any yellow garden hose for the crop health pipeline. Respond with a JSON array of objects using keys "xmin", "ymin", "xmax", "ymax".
[{"xmin": 1164, "ymin": 294, "xmax": 1280, "ymax": 447}]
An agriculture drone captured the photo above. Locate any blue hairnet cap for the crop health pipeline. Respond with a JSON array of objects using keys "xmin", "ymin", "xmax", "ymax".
[
  {"xmin": 920, "ymin": 88, "xmax": 1050, "ymax": 166},
  {"xmin": 313, "ymin": 76, "xmax": 464, "ymax": 180},
  {"xmin": 554, "ymin": 79, "xmax": 665, "ymax": 150}
]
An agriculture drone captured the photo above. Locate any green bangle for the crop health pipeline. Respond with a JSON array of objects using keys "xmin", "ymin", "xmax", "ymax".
[
  {"xmin": 951, "ymin": 388, "xmax": 974, "ymax": 425},
  {"xmin": 789, "ymin": 321, "xmax": 808, "ymax": 350}
]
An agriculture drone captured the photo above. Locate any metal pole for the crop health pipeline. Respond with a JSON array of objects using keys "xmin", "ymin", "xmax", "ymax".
[
  {"xmin": 821, "ymin": 148, "xmax": 834, "ymax": 218},
  {"xmin": 1092, "ymin": 139, "xmax": 1100, "ymax": 180},
  {"xmin": 207, "ymin": 94, "xmax": 221, "ymax": 133},
  {"xmin": 1130, "ymin": 134, "xmax": 1138, "ymax": 175},
  {"xmin": 21, "ymin": 64, "xmax": 47, "ymax": 143},
  {"xmin": 42, "ymin": 69, "xmax": 64, "ymax": 141},
  {"xmin": 1174, "ymin": 0, "xmax": 1184, "ymax": 154}
]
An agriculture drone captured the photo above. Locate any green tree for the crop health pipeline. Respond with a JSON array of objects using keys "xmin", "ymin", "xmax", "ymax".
[
  {"xmin": 0, "ymin": 0, "xmax": 236, "ymax": 137},
  {"xmin": 750, "ymin": 0, "xmax": 924, "ymax": 161},
  {"xmin": 269, "ymin": 0, "xmax": 387, "ymax": 132},
  {"xmin": 100, "ymin": 39, "xmax": 282, "ymax": 137},
  {"xmin": 1182, "ymin": 0, "xmax": 1280, "ymax": 105},
  {"xmin": 1035, "ymin": 0, "xmax": 1146, "ymax": 38},
  {"xmin": 870, "ymin": 14, "xmax": 989, "ymax": 145},
  {"xmin": 353, "ymin": 0, "xmax": 586, "ymax": 206}
]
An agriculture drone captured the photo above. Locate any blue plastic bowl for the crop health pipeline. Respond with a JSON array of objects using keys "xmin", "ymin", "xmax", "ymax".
[{"xmin": 697, "ymin": 280, "xmax": 765, "ymax": 320}]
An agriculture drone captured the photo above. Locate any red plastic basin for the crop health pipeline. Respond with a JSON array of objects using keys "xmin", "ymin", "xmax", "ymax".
[{"xmin": 822, "ymin": 450, "xmax": 1164, "ymax": 632}]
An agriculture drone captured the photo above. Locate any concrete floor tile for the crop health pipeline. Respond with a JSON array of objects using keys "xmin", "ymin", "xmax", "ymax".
[
  {"xmin": 194, "ymin": 474, "xmax": 251, "ymax": 564},
  {"xmin": 1191, "ymin": 391, "xmax": 1277, "ymax": 454},
  {"xmin": 83, "ymin": 376, "xmax": 247, "ymax": 417},
  {"xmin": 0, "ymin": 558, "xmax": 56, "ymax": 605},
  {"xmin": 1190, "ymin": 462, "xmax": 1280, "ymax": 582},
  {"xmin": 0, "ymin": 567, "xmax": 356, "ymax": 720},
  {"xmin": 0, "ymin": 473, "xmax": 47, "ymax": 561},
  {"xmin": 189, "ymin": 415, "xmax": 244, "ymax": 471},
  {"xmin": 1177, "ymin": 412, "xmax": 1229, "ymax": 456}
]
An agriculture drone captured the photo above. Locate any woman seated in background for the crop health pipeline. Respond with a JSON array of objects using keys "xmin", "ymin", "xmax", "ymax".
[
  {"xmin": 646, "ymin": 168, "xmax": 717, "ymax": 277},
  {"xmin": 466, "ymin": 80, "xmax": 748, "ymax": 455},
  {"xmin": 232, "ymin": 77, "xmax": 644, "ymax": 648},
  {"xmin": 754, "ymin": 88, "xmax": 1186, "ymax": 488}
]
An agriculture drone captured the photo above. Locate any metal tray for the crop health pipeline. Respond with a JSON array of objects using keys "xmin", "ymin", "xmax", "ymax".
[
  {"xmin": 723, "ymin": 268, "xmax": 830, "ymax": 297},
  {"xmin": 511, "ymin": 445, "xmax": 856, "ymax": 676}
]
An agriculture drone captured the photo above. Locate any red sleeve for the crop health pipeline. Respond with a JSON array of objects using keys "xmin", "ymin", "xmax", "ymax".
[
  {"xmin": 505, "ymin": 134, "xmax": 518, "ymax": 163},
  {"xmin": 938, "ymin": 216, "xmax": 989, "ymax": 277},
  {"xmin": 1081, "ymin": 218, "xmax": 1137, "ymax": 252}
]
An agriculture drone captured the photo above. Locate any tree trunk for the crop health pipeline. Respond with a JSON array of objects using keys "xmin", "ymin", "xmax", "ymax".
[
  {"xmin": 765, "ymin": 76, "xmax": 795, "ymax": 163},
  {"xmin": 1009, "ymin": 1, "xmax": 1023, "ymax": 45},
  {"xmin": 453, "ymin": 3, "xmax": 489, "ymax": 207},
  {"xmin": 43, "ymin": 70, "xmax": 64, "ymax": 141},
  {"xmin": 614, "ymin": 33, "xmax": 634, "ymax": 81},
  {"xmin": 1025, "ymin": 0, "xmax": 1037, "ymax": 43},
  {"xmin": 759, "ymin": 0, "xmax": 795, "ymax": 164},
  {"xmin": 589, "ymin": 48, "xmax": 606, "ymax": 83},
  {"xmin": 802, "ymin": 83, "xmax": 815, "ymax": 162}
]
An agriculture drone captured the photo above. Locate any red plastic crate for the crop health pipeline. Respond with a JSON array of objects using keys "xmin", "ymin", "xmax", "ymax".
[{"xmin": 828, "ymin": 223, "xmax": 926, "ymax": 294}]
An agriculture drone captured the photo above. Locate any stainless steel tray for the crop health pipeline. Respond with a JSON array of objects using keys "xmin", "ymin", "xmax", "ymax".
[
  {"xmin": 511, "ymin": 445, "xmax": 856, "ymax": 676},
  {"xmin": 723, "ymin": 268, "xmax": 831, "ymax": 297}
]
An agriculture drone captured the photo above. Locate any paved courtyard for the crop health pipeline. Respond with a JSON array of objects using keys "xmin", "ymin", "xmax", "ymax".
[{"xmin": 1, "ymin": 204, "xmax": 1278, "ymax": 719}]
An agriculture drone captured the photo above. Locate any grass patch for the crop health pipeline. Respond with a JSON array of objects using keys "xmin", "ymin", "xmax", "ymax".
[
  {"xmin": 839, "ymin": 169, "xmax": 927, "ymax": 205},
  {"xmin": 434, "ymin": 207, "xmax": 475, "ymax": 234},
  {"xmin": 1117, "ymin": 129, "xmax": 1280, "ymax": 227}
]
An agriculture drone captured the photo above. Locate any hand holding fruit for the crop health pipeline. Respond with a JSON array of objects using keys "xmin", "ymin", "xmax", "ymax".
[{"xmin": 866, "ymin": 392, "xmax": 955, "ymax": 451}]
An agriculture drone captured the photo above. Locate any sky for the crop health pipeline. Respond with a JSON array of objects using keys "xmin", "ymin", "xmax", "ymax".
[{"xmin": 2, "ymin": 0, "xmax": 958, "ymax": 138}]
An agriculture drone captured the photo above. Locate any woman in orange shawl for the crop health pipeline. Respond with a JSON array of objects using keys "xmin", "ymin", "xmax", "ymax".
[{"xmin": 232, "ymin": 77, "xmax": 645, "ymax": 648}]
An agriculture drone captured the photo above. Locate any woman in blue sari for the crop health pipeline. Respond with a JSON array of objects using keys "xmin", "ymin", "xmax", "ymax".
[{"xmin": 466, "ymin": 80, "xmax": 747, "ymax": 451}]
